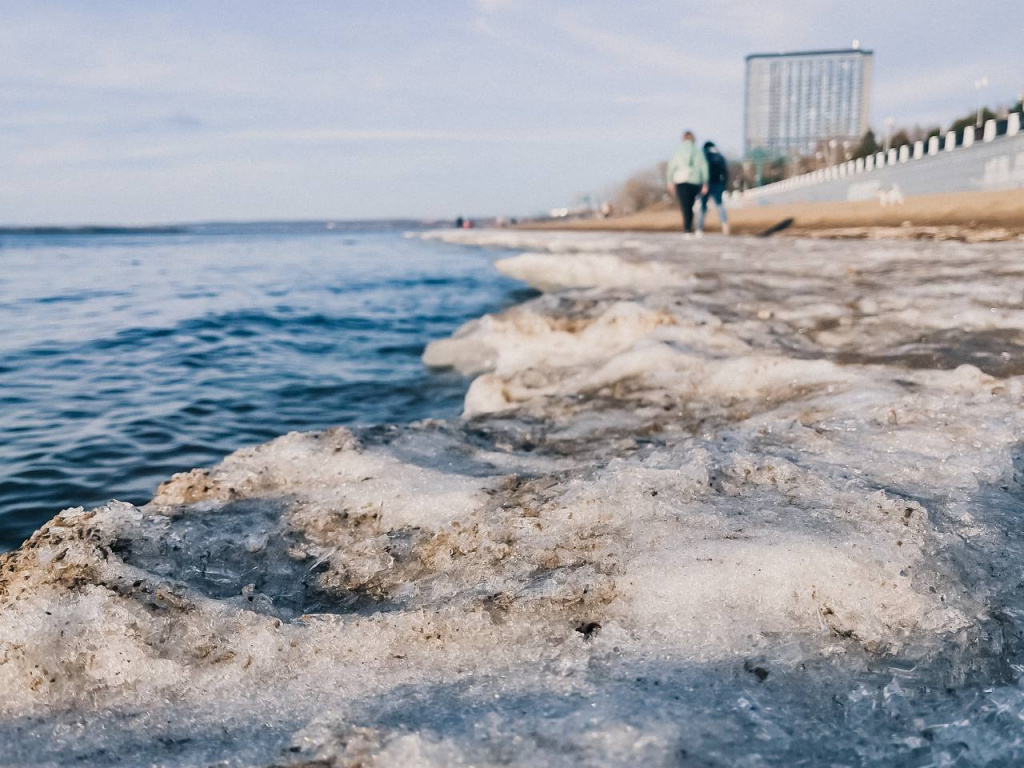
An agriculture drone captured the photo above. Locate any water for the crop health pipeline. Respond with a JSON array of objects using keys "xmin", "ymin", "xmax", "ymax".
[{"xmin": 0, "ymin": 222, "xmax": 527, "ymax": 552}]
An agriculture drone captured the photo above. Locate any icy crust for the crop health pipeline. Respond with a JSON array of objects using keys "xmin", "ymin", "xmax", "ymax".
[
  {"xmin": 424, "ymin": 298, "xmax": 686, "ymax": 378},
  {"xmin": 5, "ymin": 234, "xmax": 1024, "ymax": 766},
  {"xmin": 494, "ymin": 252, "xmax": 697, "ymax": 292}
]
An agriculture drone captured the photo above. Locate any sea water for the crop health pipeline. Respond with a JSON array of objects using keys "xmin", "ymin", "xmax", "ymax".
[{"xmin": 0, "ymin": 222, "xmax": 527, "ymax": 551}]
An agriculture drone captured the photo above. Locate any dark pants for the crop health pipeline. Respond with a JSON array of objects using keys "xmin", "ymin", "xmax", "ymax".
[{"xmin": 674, "ymin": 183, "xmax": 700, "ymax": 233}]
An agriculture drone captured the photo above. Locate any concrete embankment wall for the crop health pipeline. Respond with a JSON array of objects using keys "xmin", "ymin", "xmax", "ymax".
[{"xmin": 739, "ymin": 114, "xmax": 1024, "ymax": 207}]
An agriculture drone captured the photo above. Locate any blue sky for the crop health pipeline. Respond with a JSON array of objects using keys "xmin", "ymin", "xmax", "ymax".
[{"xmin": 2, "ymin": 1, "xmax": 1021, "ymax": 224}]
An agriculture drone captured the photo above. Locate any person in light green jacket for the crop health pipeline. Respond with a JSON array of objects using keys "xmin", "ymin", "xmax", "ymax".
[{"xmin": 666, "ymin": 131, "xmax": 709, "ymax": 236}]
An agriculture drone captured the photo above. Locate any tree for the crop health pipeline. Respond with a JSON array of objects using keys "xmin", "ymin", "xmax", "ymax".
[
  {"xmin": 852, "ymin": 130, "xmax": 879, "ymax": 159},
  {"xmin": 949, "ymin": 108, "xmax": 996, "ymax": 136},
  {"xmin": 890, "ymin": 130, "xmax": 912, "ymax": 150},
  {"xmin": 614, "ymin": 162, "xmax": 670, "ymax": 214},
  {"xmin": 758, "ymin": 156, "xmax": 789, "ymax": 185},
  {"xmin": 728, "ymin": 159, "xmax": 754, "ymax": 190}
]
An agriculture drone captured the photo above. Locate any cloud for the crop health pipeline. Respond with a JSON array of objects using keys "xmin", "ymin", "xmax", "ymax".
[
  {"xmin": 227, "ymin": 126, "xmax": 655, "ymax": 145},
  {"xmin": 476, "ymin": 0, "xmax": 517, "ymax": 13},
  {"xmin": 6, "ymin": 137, "xmax": 205, "ymax": 169},
  {"xmin": 163, "ymin": 113, "xmax": 206, "ymax": 130},
  {"xmin": 471, "ymin": 17, "xmax": 498, "ymax": 36},
  {"xmin": 471, "ymin": 0, "xmax": 518, "ymax": 35},
  {"xmin": 691, "ymin": 0, "xmax": 825, "ymax": 46},
  {"xmin": 233, "ymin": 128, "xmax": 474, "ymax": 142},
  {"xmin": 870, "ymin": 54, "xmax": 1023, "ymax": 133},
  {"xmin": 552, "ymin": 13, "xmax": 736, "ymax": 86}
]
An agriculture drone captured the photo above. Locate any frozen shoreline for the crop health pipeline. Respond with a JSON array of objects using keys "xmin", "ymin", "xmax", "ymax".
[{"xmin": 3, "ymin": 231, "xmax": 1024, "ymax": 766}]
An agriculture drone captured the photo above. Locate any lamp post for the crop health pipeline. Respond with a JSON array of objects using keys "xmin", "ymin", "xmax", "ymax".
[
  {"xmin": 884, "ymin": 116, "xmax": 894, "ymax": 154},
  {"xmin": 975, "ymin": 76, "xmax": 989, "ymax": 127}
]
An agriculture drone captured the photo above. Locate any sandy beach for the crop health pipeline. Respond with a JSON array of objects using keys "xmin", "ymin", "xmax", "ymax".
[{"xmin": 525, "ymin": 188, "xmax": 1024, "ymax": 241}]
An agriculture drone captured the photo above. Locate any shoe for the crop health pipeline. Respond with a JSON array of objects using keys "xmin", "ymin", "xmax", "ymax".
[
  {"xmin": 681, "ymin": 232, "xmax": 694, "ymax": 240},
  {"xmin": 722, "ymin": 223, "xmax": 730, "ymax": 235},
  {"xmin": 695, "ymin": 230, "xmax": 704, "ymax": 239}
]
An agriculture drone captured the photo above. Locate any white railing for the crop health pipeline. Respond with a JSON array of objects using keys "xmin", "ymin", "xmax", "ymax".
[{"xmin": 739, "ymin": 109, "xmax": 1024, "ymax": 203}]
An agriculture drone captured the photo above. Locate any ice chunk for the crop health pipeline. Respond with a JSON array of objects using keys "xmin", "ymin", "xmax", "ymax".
[{"xmin": 495, "ymin": 252, "xmax": 697, "ymax": 292}]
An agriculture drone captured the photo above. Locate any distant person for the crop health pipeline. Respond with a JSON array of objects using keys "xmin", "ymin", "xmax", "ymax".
[
  {"xmin": 699, "ymin": 141, "xmax": 730, "ymax": 235},
  {"xmin": 455, "ymin": 216, "xmax": 464, "ymax": 229},
  {"xmin": 666, "ymin": 131, "xmax": 708, "ymax": 237}
]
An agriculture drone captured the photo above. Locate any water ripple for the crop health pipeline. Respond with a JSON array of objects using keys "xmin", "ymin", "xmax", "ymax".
[{"xmin": 0, "ymin": 227, "xmax": 522, "ymax": 551}]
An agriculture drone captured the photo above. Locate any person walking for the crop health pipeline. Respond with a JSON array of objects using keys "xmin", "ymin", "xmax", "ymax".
[
  {"xmin": 698, "ymin": 141, "xmax": 730, "ymax": 235},
  {"xmin": 666, "ymin": 131, "xmax": 708, "ymax": 237}
]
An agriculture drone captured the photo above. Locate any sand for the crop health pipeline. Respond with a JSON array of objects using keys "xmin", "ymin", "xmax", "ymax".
[{"xmin": 524, "ymin": 188, "xmax": 1024, "ymax": 241}]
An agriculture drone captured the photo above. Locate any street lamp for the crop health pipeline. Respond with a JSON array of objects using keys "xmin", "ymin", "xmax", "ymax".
[
  {"xmin": 884, "ymin": 116, "xmax": 895, "ymax": 153},
  {"xmin": 975, "ymin": 76, "xmax": 989, "ymax": 127}
]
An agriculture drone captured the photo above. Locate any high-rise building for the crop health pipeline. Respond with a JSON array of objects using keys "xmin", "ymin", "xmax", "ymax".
[{"xmin": 744, "ymin": 47, "xmax": 873, "ymax": 158}]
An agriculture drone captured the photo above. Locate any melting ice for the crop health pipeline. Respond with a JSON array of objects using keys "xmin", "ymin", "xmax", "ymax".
[{"xmin": 4, "ymin": 231, "xmax": 1024, "ymax": 766}]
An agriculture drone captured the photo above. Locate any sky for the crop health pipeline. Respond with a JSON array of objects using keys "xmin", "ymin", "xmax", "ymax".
[{"xmin": 2, "ymin": 1, "xmax": 1022, "ymax": 225}]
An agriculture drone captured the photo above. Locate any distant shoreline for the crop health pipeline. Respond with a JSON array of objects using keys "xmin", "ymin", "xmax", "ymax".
[
  {"xmin": 0, "ymin": 225, "xmax": 190, "ymax": 236},
  {"xmin": 521, "ymin": 188, "xmax": 1024, "ymax": 242},
  {"xmin": 0, "ymin": 219, "xmax": 436, "ymax": 236}
]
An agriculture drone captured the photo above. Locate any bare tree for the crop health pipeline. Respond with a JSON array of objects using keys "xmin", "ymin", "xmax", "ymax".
[{"xmin": 614, "ymin": 162, "xmax": 670, "ymax": 214}]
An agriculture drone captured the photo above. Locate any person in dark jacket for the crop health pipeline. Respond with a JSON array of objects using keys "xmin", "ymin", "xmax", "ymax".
[{"xmin": 698, "ymin": 141, "xmax": 730, "ymax": 236}]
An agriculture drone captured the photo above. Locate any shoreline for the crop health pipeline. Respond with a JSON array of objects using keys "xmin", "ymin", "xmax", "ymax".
[
  {"xmin": 521, "ymin": 187, "xmax": 1024, "ymax": 242},
  {"xmin": 4, "ymin": 231, "xmax": 1024, "ymax": 765}
]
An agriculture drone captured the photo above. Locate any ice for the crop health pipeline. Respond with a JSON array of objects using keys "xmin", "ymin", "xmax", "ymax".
[
  {"xmin": 424, "ymin": 299, "xmax": 681, "ymax": 378},
  {"xmin": 494, "ymin": 251, "xmax": 697, "ymax": 292},
  {"xmin": 4, "ymin": 231, "xmax": 1024, "ymax": 765}
]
